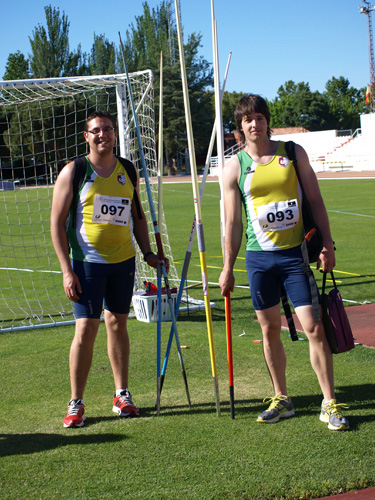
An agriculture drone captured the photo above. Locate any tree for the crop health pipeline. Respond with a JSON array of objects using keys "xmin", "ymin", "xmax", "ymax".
[
  {"xmin": 120, "ymin": 1, "xmax": 214, "ymax": 168},
  {"xmin": 324, "ymin": 76, "xmax": 364, "ymax": 130},
  {"xmin": 267, "ymin": 77, "xmax": 366, "ymax": 132},
  {"xmin": 220, "ymin": 90, "xmax": 243, "ymax": 132},
  {"xmin": 88, "ymin": 34, "xmax": 117, "ymax": 75},
  {"xmin": 29, "ymin": 5, "xmax": 84, "ymax": 78},
  {"xmin": 269, "ymin": 80, "xmax": 331, "ymax": 131},
  {"xmin": 3, "ymin": 51, "xmax": 30, "ymax": 80}
]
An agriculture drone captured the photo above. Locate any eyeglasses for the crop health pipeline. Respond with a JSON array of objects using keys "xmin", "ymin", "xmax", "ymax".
[{"xmin": 87, "ymin": 126, "xmax": 115, "ymax": 135}]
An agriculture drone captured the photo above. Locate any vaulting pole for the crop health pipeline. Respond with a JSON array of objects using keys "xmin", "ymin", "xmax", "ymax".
[
  {"xmin": 174, "ymin": 0, "xmax": 220, "ymax": 416},
  {"xmin": 158, "ymin": 51, "xmax": 164, "ymax": 231},
  {"xmin": 160, "ymin": 52, "xmax": 232, "ymax": 394},
  {"xmin": 211, "ymin": 0, "xmax": 235, "ymax": 418},
  {"xmin": 119, "ymin": 33, "xmax": 191, "ymax": 409},
  {"xmin": 156, "ymin": 52, "xmax": 164, "ymax": 415}
]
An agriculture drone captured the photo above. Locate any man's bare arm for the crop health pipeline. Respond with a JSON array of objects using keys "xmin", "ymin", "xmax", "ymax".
[
  {"xmin": 131, "ymin": 171, "xmax": 169, "ymax": 273},
  {"xmin": 50, "ymin": 163, "xmax": 82, "ymax": 301},
  {"xmin": 219, "ymin": 156, "xmax": 242, "ymax": 296}
]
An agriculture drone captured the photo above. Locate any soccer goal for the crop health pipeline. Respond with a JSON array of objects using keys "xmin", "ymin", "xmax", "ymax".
[{"xmin": 0, "ymin": 71, "xmax": 178, "ymax": 332}]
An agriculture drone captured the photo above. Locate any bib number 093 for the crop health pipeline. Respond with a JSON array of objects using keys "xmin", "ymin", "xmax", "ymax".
[{"xmin": 258, "ymin": 199, "xmax": 299, "ymax": 231}]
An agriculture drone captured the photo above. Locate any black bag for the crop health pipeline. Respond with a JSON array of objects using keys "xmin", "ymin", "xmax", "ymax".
[
  {"xmin": 321, "ymin": 272, "xmax": 355, "ymax": 354},
  {"xmin": 284, "ymin": 141, "xmax": 323, "ymax": 263}
]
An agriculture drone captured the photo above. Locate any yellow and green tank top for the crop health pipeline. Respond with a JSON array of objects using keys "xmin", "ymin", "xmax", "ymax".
[
  {"xmin": 67, "ymin": 157, "xmax": 136, "ymax": 263},
  {"xmin": 237, "ymin": 141, "xmax": 304, "ymax": 252}
]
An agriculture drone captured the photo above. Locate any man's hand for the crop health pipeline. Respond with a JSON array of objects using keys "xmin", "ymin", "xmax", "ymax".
[
  {"xmin": 219, "ymin": 268, "xmax": 235, "ymax": 297},
  {"xmin": 63, "ymin": 270, "xmax": 82, "ymax": 302},
  {"xmin": 316, "ymin": 243, "xmax": 335, "ymax": 274},
  {"xmin": 145, "ymin": 252, "xmax": 170, "ymax": 274}
]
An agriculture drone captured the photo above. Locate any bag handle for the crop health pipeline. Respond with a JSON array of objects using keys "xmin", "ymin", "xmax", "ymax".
[{"xmin": 322, "ymin": 271, "xmax": 337, "ymax": 293}]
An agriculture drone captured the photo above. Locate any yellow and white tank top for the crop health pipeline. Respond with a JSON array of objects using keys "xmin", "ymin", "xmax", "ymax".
[
  {"xmin": 237, "ymin": 141, "xmax": 304, "ymax": 251},
  {"xmin": 68, "ymin": 157, "xmax": 136, "ymax": 263}
]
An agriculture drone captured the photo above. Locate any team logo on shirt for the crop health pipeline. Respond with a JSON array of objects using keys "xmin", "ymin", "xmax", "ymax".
[
  {"xmin": 279, "ymin": 156, "xmax": 290, "ymax": 167},
  {"xmin": 117, "ymin": 174, "xmax": 126, "ymax": 185}
]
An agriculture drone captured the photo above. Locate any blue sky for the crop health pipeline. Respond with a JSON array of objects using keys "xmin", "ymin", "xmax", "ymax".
[{"xmin": 0, "ymin": 0, "xmax": 372, "ymax": 100}]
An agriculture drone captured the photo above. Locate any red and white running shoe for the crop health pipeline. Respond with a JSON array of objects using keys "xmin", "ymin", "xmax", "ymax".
[
  {"xmin": 113, "ymin": 390, "xmax": 139, "ymax": 417},
  {"xmin": 63, "ymin": 399, "xmax": 86, "ymax": 428}
]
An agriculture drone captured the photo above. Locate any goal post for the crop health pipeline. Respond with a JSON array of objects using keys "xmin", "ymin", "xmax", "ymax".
[{"xmin": 0, "ymin": 71, "xmax": 178, "ymax": 332}]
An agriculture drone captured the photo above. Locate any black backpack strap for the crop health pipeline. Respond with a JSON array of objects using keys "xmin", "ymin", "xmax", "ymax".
[
  {"xmin": 285, "ymin": 141, "xmax": 316, "ymax": 234},
  {"xmin": 71, "ymin": 156, "xmax": 88, "ymax": 228},
  {"xmin": 116, "ymin": 156, "xmax": 143, "ymax": 220},
  {"xmin": 280, "ymin": 285, "xmax": 298, "ymax": 341},
  {"xmin": 284, "ymin": 141, "xmax": 320, "ymax": 322}
]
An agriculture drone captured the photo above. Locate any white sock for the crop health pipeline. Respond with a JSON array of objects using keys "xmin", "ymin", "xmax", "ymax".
[{"xmin": 116, "ymin": 389, "xmax": 127, "ymax": 397}]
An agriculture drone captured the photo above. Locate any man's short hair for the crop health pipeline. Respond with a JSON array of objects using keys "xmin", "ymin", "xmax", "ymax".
[
  {"xmin": 234, "ymin": 94, "xmax": 272, "ymax": 139},
  {"xmin": 85, "ymin": 110, "xmax": 117, "ymax": 131}
]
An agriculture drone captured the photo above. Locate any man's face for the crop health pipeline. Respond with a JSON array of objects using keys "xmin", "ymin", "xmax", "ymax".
[
  {"xmin": 241, "ymin": 112, "xmax": 268, "ymax": 142},
  {"xmin": 84, "ymin": 116, "xmax": 117, "ymax": 154}
]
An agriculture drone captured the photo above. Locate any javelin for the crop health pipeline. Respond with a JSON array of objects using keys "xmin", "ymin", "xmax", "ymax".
[
  {"xmin": 174, "ymin": 0, "xmax": 220, "ymax": 416},
  {"xmin": 118, "ymin": 32, "xmax": 191, "ymax": 409},
  {"xmin": 156, "ymin": 51, "xmax": 163, "ymax": 415},
  {"xmin": 159, "ymin": 51, "xmax": 232, "ymax": 395},
  {"xmin": 211, "ymin": 0, "xmax": 235, "ymax": 419}
]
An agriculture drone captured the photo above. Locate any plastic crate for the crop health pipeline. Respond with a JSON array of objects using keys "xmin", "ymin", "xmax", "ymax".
[{"xmin": 132, "ymin": 289, "xmax": 178, "ymax": 323}]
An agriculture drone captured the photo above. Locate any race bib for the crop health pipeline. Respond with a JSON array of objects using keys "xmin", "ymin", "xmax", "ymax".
[
  {"xmin": 257, "ymin": 199, "xmax": 299, "ymax": 232},
  {"xmin": 92, "ymin": 194, "xmax": 131, "ymax": 226}
]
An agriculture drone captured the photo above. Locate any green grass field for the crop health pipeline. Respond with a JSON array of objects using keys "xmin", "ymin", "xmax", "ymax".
[{"xmin": 1, "ymin": 178, "xmax": 375, "ymax": 499}]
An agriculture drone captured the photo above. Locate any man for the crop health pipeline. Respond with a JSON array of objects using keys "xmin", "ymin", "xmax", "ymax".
[
  {"xmin": 219, "ymin": 94, "xmax": 349, "ymax": 431},
  {"xmin": 51, "ymin": 110, "xmax": 165, "ymax": 428}
]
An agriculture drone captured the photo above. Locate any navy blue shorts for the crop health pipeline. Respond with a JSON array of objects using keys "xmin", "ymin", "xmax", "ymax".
[
  {"xmin": 72, "ymin": 257, "xmax": 135, "ymax": 318},
  {"xmin": 245, "ymin": 247, "xmax": 320, "ymax": 310}
]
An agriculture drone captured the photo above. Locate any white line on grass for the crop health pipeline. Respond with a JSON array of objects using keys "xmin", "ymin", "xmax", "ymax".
[
  {"xmin": 0, "ymin": 267, "xmax": 61, "ymax": 273},
  {"xmin": 328, "ymin": 210, "xmax": 375, "ymax": 218}
]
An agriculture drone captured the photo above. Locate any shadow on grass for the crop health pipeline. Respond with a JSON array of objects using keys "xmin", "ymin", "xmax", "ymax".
[
  {"xmin": 147, "ymin": 384, "xmax": 375, "ymax": 428},
  {"xmin": 141, "ymin": 397, "xmax": 265, "ymax": 418},
  {"xmin": 0, "ymin": 432, "xmax": 126, "ymax": 457}
]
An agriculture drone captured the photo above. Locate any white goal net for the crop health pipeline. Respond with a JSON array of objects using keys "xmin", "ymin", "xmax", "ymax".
[{"xmin": 0, "ymin": 71, "xmax": 178, "ymax": 332}]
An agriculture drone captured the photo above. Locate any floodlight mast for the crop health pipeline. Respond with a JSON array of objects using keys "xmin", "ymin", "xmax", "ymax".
[{"xmin": 359, "ymin": 1, "xmax": 375, "ymax": 111}]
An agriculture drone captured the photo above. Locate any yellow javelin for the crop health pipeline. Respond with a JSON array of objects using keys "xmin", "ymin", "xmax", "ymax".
[{"xmin": 174, "ymin": 0, "xmax": 220, "ymax": 416}]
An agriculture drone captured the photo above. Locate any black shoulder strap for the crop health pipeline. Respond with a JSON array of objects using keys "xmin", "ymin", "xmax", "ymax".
[
  {"xmin": 116, "ymin": 156, "xmax": 143, "ymax": 220},
  {"xmin": 282, "ymin": 141, "xmax": 320, "ymax": 334},
  {"xmin": 285, "ymin": 141, "xmax": 316, "ymax": 233},
  {"xmin": 284, "ymin": 140, "xmax": 296, "ymax": 162},
  {"xmin": 116, "ymin": 155, "xmax": 137, "ymax": 187},
  {"xmin": 71, "ymin": 156, "xmax": 88, "ymax": 228},
  {"xmin": 280, "ymin": 284, "xmax": 299, "ymax": 341}
]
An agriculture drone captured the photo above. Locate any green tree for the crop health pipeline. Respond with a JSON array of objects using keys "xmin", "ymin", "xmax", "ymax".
[
  {"xmin": 324, "ymin": 76, "xmax": 364, "ymax": 130},
  {"xmin": 268, "ymin": 77, "xmax": 366, "ymax": 132},
  {"xmin": 269, "ymin": 80, "xmax": 331, "ymax": 131},
  {"xmin": 88, "ymin": 34, "xmax": 117, "ymax": 75},
  {"xmin": 120, "ymin": 1, "xmax": 214, "ymax": 168},
  {"xmin": 29, "ymin": 5, "xmax": 84, "ymax": 78},
  {"xmin": 3, "ymin": 51, "xmax": 30, "ymax": 80},
  {"xmin": 220, "ymin": 90, "xmax": 243, "ymax": 132}
]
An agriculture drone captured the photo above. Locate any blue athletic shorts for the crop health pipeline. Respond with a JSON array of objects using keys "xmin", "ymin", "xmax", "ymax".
[
  {"xmin": 245, "ymin": 246, "xmax": 320, "ymax": 310},
  {"xmin": 72, "ymin": 257, "xmax": 135, "ymax": 318}
]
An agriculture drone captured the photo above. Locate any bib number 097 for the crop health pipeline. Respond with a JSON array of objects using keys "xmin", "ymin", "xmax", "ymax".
[
  {"xmin": 92, "ymin": 194, "xmax": 131, "ymax": 226},
  {"xmin": 101, "ymin": 204, "xmax": 125, "ymax": 217}
]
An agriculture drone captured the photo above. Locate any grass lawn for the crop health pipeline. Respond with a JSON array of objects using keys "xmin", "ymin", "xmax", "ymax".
[{"xmin": 1, "ymin": 178, "xmax": 375, "ymax": 499}]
